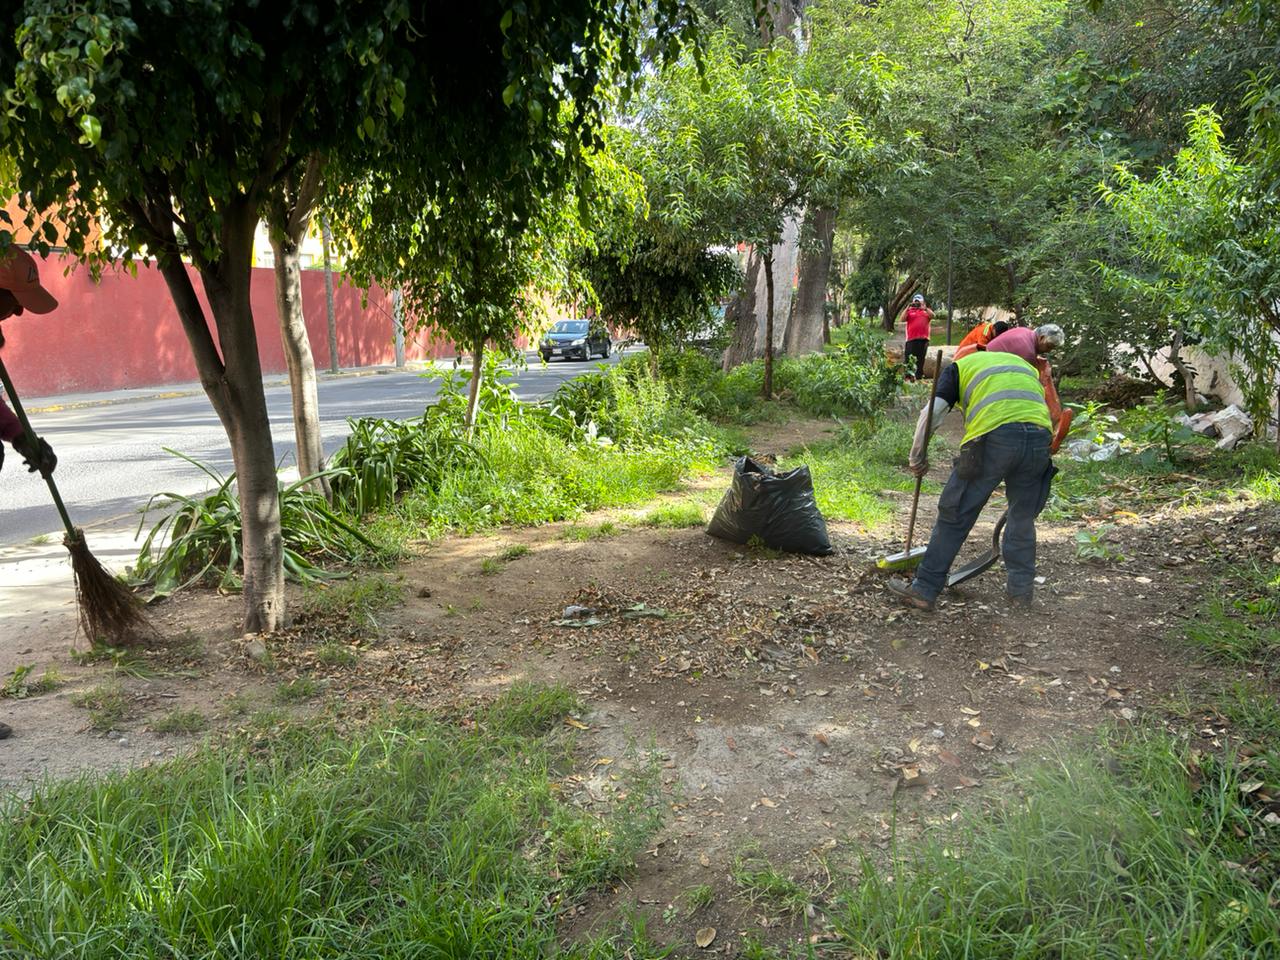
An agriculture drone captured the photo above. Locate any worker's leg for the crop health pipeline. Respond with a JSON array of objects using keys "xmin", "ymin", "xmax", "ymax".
[
  {"xmin": 1001, "ymin": 425, "xmax": 1052, "ymax": 598},
  {"xmin": 911, "ymin": 437, "xmax": 1017, "ymax": 601}
]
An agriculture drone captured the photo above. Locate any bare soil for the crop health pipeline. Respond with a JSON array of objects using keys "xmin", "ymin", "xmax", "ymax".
[{"xmin": 2, "ymin": 414, "xmax": 1275, "ymax": 956}]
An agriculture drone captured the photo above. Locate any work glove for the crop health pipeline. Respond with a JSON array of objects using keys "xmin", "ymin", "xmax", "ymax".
[{"xmin": 12, "ymin": 432, "xmax": 56, "ymax": 476}]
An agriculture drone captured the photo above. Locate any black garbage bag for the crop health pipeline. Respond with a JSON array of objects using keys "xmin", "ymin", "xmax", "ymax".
[{"xmin": 706, "ymin": 457, "xmax": 834, "ymax": 556}]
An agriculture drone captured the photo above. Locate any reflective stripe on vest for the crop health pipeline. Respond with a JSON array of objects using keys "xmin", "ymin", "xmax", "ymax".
[{"xmin": 956, "ymin": 352, "xmax": 1051, "ymax": 445}]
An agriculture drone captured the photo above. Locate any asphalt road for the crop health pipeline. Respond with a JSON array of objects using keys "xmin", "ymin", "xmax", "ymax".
[{"xmin": 0, "ymin": 353, "xmax": 622, "ymax": 547}]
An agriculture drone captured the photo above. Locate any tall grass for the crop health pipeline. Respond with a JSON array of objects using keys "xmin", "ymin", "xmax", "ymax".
[
  {"xmin": 0, "ymin": 684, "xmax": 661, "ymax": 958},
  {"xmin": 829, "ymin": 726, "xmax": 1280, "ymax": 959}
]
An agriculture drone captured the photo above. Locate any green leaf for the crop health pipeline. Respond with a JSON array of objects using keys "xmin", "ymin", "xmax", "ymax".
[
  {"xmin": 78, "ymin": 113, "xmax": 102, "ymax": 147},
  {"xmin": 85, "ymin": 39, "xmax": 104, "ymax": 69},
  {"xmin": 502, "ymin": 82, "xmax": 518, "ymax": 107},
  {"xmin": 499, "ymin": 9, "xmax": 514, "ymax": 33}
]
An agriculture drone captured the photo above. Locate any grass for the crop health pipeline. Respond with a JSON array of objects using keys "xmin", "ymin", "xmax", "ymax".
[
  {"xmin": 731, "ymin": 851, "xmax": 813, "ymax": 917},
  {"xmin": 563, "ymin": 520, "xmax": 622, "ymax": 541},
  {"xmin": 642, "ymin": 500, "xmax": 706, "ymax": 528},
  {"xmin": 1185, "ymin": 560, "xmax": 1280, "ymax": 667},
  {"xmin": 1, "ymin": 664, "xmax": 62, "ymax": 699},
  {"xmin": 314, "ymin": 642, "xmax": 359, "ymax": 667},
  {"xmin": 0, "ymin": 684, "xmax": 663, "ymax": 958},
  {"xmin": 71, "ymin": 683, "xmax": 129, "ymax": 730},
  {"xmin": 783, "ymin": 420, "xmax": 938, "ymax": 530},
  {"xmin": 151, "ymin": 708, "xmax": 208, "ymax": 734},
  {"xmin": 480, "ymin": 543, "xmax": 532, "ymax": 574},
  {"xmin": 275, "ymin": 676, "xmax": 322, "ymax": 703},
  {"xmin": 824, "ymin": 722, "xmax": 1280, "ymax": 959},
  {"xmin": 301, "ymin": 575, "xmax": 401, "ymax": 629}
]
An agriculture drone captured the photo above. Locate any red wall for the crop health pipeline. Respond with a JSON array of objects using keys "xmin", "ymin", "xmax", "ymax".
[{"xmin": 1, "ymin": 254, "xmax": 459, "ymax": 397}]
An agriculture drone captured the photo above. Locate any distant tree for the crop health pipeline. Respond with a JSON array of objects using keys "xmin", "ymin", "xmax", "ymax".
[{"xmin": 630, "ymin": 30, "xmax": 879, "ymax": 395}]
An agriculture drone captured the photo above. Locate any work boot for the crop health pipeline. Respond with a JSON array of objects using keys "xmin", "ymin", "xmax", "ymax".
[
  {"xmin": 887, "ymin": 577, "xmax": 935, "ymax": 612},
  {"xmin": 1006, "ymin": 591, "xmax": 1034, "ymax": 610},
  {"xmin": 0, "ymin": 721, "xmax": 12, "ymax": 740}
]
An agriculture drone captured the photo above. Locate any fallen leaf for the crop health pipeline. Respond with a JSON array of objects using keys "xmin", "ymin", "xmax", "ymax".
[
  {"xmin": 1240, "ymin": 781, "xmax": 1265, "ymax": 795},
  {"xmin": 937, "ymin": 749, "xmax": 963, "ymax": 766},
  {"xmin": 967, "ymin": 718, "xmax": 982, "ymax": 728},
  {"xmin": 956, "ymin": 774, "xmax": 981, "ymax": 788},
  {"xmin": 760, "ymin": 797, "xmax": 777, "ymax": 808},
  {"xmin": 908, "ymin": 737, "xmax": 923, "ymax": 754},
  {"xmin": 978, "ymin": 661, "xmax": 990, "ymax": 671},
  {"xmin": 901, "ymin": 765, "xmax": 920, "ymax": 781},
  {"xmin": 814, "ymin": 732, "xmax": 830, "ymax": 748},
  {"xmin": 803, "ymin": 645, "xmax": 819, "ymax": 663},
  {"xmin": 564, "ymin": 717, "xmax": 589, "ymax": 730},
  {"xmin": 593, "ymin": 757, "xmax": 613, "ymax": 767},
  {"xmin": 726, "ymin": 735, "xmax": 738, "ymax": 752},
  {"xmin": 971, "ymin": 729, "xmax": 997, "ymax": 751},
  {"xmin": 959, "ymin": 706, "xmax": 981, "ymax": 716},
  {"xmin": 695, "ymin": 927, "xmax": 717, "ymax": 949}
]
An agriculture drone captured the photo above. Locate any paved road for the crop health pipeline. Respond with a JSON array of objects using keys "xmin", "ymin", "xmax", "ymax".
[{"xmin": 1, "ymin": 354, "xmax": 622, "ymax": 546}]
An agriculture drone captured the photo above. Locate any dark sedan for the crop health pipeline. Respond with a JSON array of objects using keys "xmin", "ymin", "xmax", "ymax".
[{"xmin": 539, "ymin": 319, "xmax": 611, "ymax": 361}]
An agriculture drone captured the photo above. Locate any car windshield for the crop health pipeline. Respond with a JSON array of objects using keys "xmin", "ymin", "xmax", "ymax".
[{"xmin": 551, "ymin": 320, "xmax": 588, "ymax": 335}]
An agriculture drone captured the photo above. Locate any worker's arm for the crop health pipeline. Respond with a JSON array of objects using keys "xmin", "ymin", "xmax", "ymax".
[
  {"xmin": 1034, "ymin": 358, "xmax": 1062, "ymax": 430},
  {"xmin": 907, "ymin": 362, "xmax": 960, "ymax": 474},
  {"xmin": 0, "ymin": 395, "xmax": 21, "ymax": 444}
]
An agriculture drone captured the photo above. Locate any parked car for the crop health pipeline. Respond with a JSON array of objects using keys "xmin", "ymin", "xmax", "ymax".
[{"xmin": 539, "ymin": 319, "xmax": 611, "ymax": 361}]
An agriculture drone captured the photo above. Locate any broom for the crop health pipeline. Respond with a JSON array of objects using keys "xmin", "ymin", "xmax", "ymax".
[
  {"xmin": 0, "ymin": 356, "xmax": 151, "ymax": 646},
  {"xmin": 876, "ymin": 349, "xmax": 945, "ymax": 571}
]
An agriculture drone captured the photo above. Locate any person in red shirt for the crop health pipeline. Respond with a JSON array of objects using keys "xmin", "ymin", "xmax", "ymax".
[
  {"xmin": 901, "ymin": 294, "xmax": 933, "ymax": 382},
  {"xmin": 0, "ymin": 246, "xmax": 59, "ymax": 479}
]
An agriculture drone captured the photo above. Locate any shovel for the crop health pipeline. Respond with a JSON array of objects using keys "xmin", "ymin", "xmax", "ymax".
[{"xmin": 876, "ymin": 349, "xmax": 944, "ymax": 572}]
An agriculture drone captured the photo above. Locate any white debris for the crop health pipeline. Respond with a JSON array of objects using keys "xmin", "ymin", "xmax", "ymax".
[{"xmin": 1066, "ymin": 439, "xmax": 1123, "ymax": 462}]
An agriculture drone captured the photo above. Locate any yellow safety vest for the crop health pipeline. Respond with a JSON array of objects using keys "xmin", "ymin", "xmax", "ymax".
[{"xmin": 956, "ymin": 351, "xmax": 1051, "ymax": 445}]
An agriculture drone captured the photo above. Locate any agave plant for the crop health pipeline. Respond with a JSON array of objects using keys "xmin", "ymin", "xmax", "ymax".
[{"xmin": 129, "ymin": 450, "xmax": 383, "ymax": 598}]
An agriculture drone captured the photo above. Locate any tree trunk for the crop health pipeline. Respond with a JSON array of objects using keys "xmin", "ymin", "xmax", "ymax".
[
  {"xmin": 196, "ymin": 204, "xmax": 285, "ymax": 633},
  {"xmin": 723, "ymin": 250, "xmax": 763, "ymax": 371},
  {"xmin": 270, "ymin": 231, "xmax": 331, "ymax": 500},
  {"xmin": 783, "ymin": 206, "xmax": 835, "ymax": 357},
  {"xmin": 321, "ymin": 215, "xmax": 339, "ymax": 374},
  {"xmin": 754, "ymin": 217, "xmax": 800, "ymax": 358},
  {"xmin": 267, "ymin": 155, "xmax": 329, "ymax": 502},
  {"xmin": 763, "ymin": 250, "xmax": 775, "ymax": 399},
  {"xmin": 1167, "ymin": 331, "xmax": 1198, "ymax": 413},
  {"xmin": 465, "ymin": 341, "xmax": 484, "ymax": 434},
  {"xmin": 392, "ymin": 288, "xmax": 406, "ymax": 368}
]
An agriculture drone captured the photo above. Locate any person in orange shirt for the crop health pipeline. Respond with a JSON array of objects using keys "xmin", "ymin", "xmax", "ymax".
[{"xmin": 953, "ymin": 318, "xmax": 1011, "ymax": 359}]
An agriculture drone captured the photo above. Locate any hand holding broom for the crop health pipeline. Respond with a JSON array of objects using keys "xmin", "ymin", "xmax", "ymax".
[{"xmin": 0, "ymin": 355, "xmax": 151, "ymax": 646}]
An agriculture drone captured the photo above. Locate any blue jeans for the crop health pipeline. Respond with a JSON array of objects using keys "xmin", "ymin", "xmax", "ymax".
[{"xmin": 912, "ymin": 422, "xmax": 1053, "ymax": 601}]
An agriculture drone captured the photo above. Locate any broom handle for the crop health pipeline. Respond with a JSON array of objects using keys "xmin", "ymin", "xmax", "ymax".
[
  {"xmin": 904, "ymin": 349, "xmax": 945, "ymax": 553},
  {"xmin": 0, "ymin": 355, "xmax": 78, "ymax": 540}
]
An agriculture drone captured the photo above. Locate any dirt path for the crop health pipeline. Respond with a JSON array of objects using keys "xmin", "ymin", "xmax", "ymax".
[{"xmin": 2, "ymin": 414, "xmax": 1274, "ymax": 954}]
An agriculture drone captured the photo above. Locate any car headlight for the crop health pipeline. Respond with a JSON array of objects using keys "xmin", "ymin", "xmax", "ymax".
[{"xmin": 571, "ymin": 338, "xmax": 586, "ymax": 346}]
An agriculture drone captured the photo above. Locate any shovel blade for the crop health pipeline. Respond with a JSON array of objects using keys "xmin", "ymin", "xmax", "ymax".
[{"xmin": 876, "ymin": 546, "xmax": 928, "ymax": 571}]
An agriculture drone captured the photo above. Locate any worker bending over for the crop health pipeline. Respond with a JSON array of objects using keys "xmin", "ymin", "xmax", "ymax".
[{"xmin": 887, "ymin": 333, "xmax": 1062, "ymax": 611}]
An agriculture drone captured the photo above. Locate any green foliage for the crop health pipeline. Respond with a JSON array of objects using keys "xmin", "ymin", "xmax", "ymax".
[
  {"xmin": 1102, "ymin": 107, "xmax": 1280, "ymax": 427},
  {"xmin": 300, "ymin": 576, "xmax": 403, "ymax": 629},
  {"xmin": 0, "ymin": 686, "xmax": 663, "ymax": 957},
  {"xmin": 643, "ymin": 501, "xmax": 707, "ymax": 528},
  {"xmin": 71, "ymin": 683, "xmax": 129, "ymax": 730},
  {"xmin": 0, "ymin": 664, "xmax": 61, "ymax": 699},
  {"xmin": 150, "ymin": 709, "xmax": 208, "ymax": 735},
  {"xmin": 275, "ymin": 677, "xmax": 323, "ymax": 704},
  {"xmin": 128, "ymin": 452, "xmax": 386, "ymax": 597},
  {"xmin": 328, "ymin": 411, "xmax": 477, "ymax": 518},
  {"xmin": 828, "ymin": 725, "xmax": 1280, "ymax": 958},
  {"xmin": 1074, "ymin": 524, "xmax": 1126, "ymax": 563},
  {"xmin": 1185, "ymin": 561, "xmax": 1280, "ymax": 666}
]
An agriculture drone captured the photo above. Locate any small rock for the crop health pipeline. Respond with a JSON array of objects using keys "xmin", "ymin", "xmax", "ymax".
[
  {"xmin": 246, "ymin": 638, "xmax": 269, "ymax": 662},
  {"xmin": 117, "ymin": 737, "xmax": 129, "ymax": 747},
  {"xmin": 417, "ymin": 586, "xmax": 432, "ymax": 598}
]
